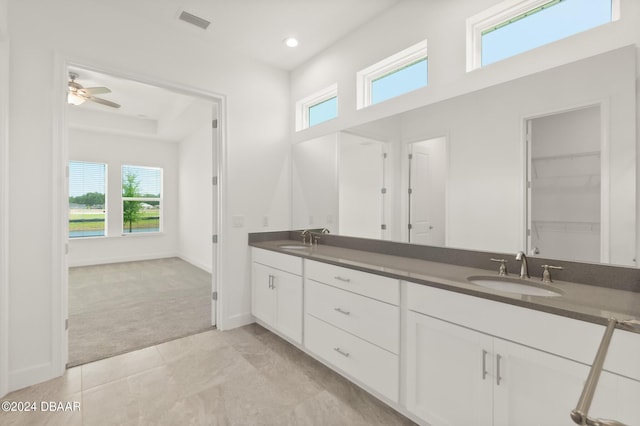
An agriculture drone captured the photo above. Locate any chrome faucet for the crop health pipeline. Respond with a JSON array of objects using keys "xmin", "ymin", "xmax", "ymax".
[
  {"xmin": 515, "ymin": 251, "xmax": 530, "ymax": 279},
  {"xmin": 300, "ymin": 229, "xmax": 311, "ymax": 245}
]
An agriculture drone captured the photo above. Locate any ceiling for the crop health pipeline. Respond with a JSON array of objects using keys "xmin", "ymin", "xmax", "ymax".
[
  {"xmin": 68, "ymin": 1, "xmax": 402, "ymax": 141},
  {"xmin": 67, "ymin": 66, "xmax": 214, "ymax": 142},
  {"xmin": 95, "ymin": 0, "xmax": 401, "ymax": 71}
]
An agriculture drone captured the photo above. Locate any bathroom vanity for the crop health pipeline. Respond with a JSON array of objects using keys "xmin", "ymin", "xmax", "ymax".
[{"xmin": 249, "ymin": 231, "xmax": 640, "ymax": 426}]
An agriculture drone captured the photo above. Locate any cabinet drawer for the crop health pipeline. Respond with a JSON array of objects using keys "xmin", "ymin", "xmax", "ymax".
[
  {"xmin": 305, "ymin": 260, "xmax": 399, "ymax": 305},
  {"xmin": 306, "ymin": 280, "xmax": 399, "ymax": 354},
  {"xmin": 252, "ymin": 247, "xmax": 302, "ymax": 275},
  {"xmin": 305, "ymin": 314, "xmax": 399, "ymax": 402}
]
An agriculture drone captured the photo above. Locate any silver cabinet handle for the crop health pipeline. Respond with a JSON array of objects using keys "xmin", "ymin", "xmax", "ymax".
[
  {"xmin": 333, "ymin": 347, "xmax": 350, "ymax": 357},
  {"xmin": 334, "ymin": 307, "xmax": 351, "ymax": 315},
  {"xmin": 482, "ymin": 349, "xmax": 488, "ymax": 380},
  {"xmin": 496, "ymin": 354, "xmax": 502, "ymax": 386},
  {"xmin": 334, "ymin": 276, "xmax": 351, "ymax": 282},
  {"xmin": 268, "ymin": 274, "xmax": 275, "ymax": 289}
]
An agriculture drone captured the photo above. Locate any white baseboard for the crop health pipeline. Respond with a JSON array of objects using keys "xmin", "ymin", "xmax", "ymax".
[
  {"xmin": 7, "ymin": 361, "xmax": 63, "ymax": 396},
  {"xmin": 177, "ymin": 254, "xmax": 212, "ymax": 273},
  {"xmin": 68, "ymin": 252, "xmax": 179, "ymax": 268},
  {"xmin": 218, "ymin": 312, "xmax": 253, "ymax": 331}
]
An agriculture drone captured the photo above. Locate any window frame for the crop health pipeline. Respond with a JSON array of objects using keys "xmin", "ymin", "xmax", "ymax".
[
  {"xmin": 295, "ymin": 83, "xmax": 338, "ymax": 131},
  {"xmin": 356, "ymin": 39, "xmax": 428, "ymax": 110},
  {"xmin": 466, "ymin": 0, "xmax": 620, "ymax": 72},
  {"xmin": 68, "ymin": 160, "xmax": 108, "ymax": 239},
  {"xmin": 121, "ymin": 164, "xmax": 163, "ymax": 235}
]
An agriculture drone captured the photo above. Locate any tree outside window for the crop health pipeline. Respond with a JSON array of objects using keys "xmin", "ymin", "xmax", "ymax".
[{"xmin": 121, "ymin": 165, "xmax": 162, "ymax": 234}]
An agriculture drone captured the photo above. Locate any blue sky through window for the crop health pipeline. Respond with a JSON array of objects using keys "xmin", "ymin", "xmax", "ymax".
[
  {"xmin": 371, "ymin": 58, "xmax": 427, "ymax": 105},
  {"xmin": 309, "ymin": 96, "xmax": 337, "ymax": 127},
  {"xmin": 482, "ymin": 0, "xmax": 612, "ymax": 66},
  {"xmin": 69, "ymin": 161, "xmax": 105, "ymax": 197}
]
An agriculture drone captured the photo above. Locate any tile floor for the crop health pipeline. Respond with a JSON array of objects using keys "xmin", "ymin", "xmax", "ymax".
[{"xmin": 0, "ymin": 324, "xmax": 415, "ymax": 425}]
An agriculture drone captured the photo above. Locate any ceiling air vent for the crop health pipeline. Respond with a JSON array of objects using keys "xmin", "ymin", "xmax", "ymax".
[{"xmin": 178, "ymin": 10, "xmax": 211, "ymax": 30}]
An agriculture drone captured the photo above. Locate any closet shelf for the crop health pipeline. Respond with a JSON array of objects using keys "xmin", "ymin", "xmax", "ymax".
[
  {"xmin": 531, "ymin": 151, "xmax": 600, "ymax": 162},
  {"xmin": 531, "ymin": 220, "xmax": 600, "ymax": 235}
]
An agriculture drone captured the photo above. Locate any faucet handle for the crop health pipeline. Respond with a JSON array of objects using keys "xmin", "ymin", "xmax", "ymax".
[
  {"xmin": 541, "ymin": 265, "xmax": 563, "ymax": 283},
  {"xmin": 490, "ymin": 258, "xmax": 508, "ymax": 276}
]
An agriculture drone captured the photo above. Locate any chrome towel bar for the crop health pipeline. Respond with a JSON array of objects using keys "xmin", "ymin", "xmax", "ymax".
[{"xmin": 570, "ymin": 317, "xmax": 639, "ymax": 426}]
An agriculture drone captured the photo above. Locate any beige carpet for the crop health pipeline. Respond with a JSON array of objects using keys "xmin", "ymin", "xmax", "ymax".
[{"xmin": 68, "ymin": 257, "xmax": 213, "ymax": 367}]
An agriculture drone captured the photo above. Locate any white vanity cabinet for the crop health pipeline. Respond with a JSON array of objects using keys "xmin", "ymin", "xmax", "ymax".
[
  {"xmin": 405, "ymin": 282, "xmax": 640, "ymax": 426},
  {"xmin": 304, "ymin": 260, "xmax": 401, "ymax": 402},
  {"xmin": 251, "ymin": 248, "xmax": 303, "ymax": 344}
]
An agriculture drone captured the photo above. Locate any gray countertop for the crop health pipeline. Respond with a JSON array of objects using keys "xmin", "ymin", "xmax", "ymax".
[{"xmin": 250, "ymin": 239, "xmax": 640, "ymax": 333}]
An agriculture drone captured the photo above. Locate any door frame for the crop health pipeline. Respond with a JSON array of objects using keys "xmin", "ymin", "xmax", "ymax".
[
  {"xmin": 522, "ymin": 100, "xmax": 610, "ymax": 262},
  {"xmin": 0, "ymin": 26, "xmax": 10, "ymax": 398},
  {"xmin": 53, "ymin": 55, "xmax": 227, "ymax": 369}
]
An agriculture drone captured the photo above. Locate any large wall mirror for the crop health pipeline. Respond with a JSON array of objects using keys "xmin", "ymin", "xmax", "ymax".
[{"xmin": 292, "ymin": 46, "xmax": 637, "ymax": 267}]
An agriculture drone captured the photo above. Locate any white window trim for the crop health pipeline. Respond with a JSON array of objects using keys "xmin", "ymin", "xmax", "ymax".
[
  {"xmin": 121, "ymin": 165, "xmax": 163, "ymax": 234},
  {"xmin": 295, "ymin": 83, "xmax": 338, "ymax": 131},
  {"xmin": 356, "ymin": 39, "xmax": 428, "ymax": 110},
  {"xmin": 466, "ymin": 0, "xmax": 620, "ymax": 72}
]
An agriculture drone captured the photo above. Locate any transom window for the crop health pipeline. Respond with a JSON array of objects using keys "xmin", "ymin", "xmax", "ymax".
[
  {"xmin": 467, "ymin": 0, "xmax": 619, "ymax": 70},
  {"xmin": 296, "ymin": 83, "xmax": 338, "ymax": 131},
  {"xmin": 69, "ymin": 161, "xmax": 107, "ymax": 238},
  {"xmin": 357, "ymin": 40, "xmax": 428, "ymax": 109},
  {"xmin": 121, "ymin": 165, "xmax": 162, "ymax": 234}
]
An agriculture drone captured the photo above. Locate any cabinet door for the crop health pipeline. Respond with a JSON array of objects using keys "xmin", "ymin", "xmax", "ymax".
[
  {"xmin": 591, "ymin": 371, "xmax": 640, "ymax": 426},
  {"xmin": 493, "ymin": 339, "xmax": 590, "ymax": 426},
  {"xmin": 405, "ymin": 311, "xmax": 493, "ymax": 426},
  {"xmin": 273, "ymin": 270, "xmax": 302, "ymax": 344},
  {"xmin": 252, "ymin": 263, "xmax": 275, "ymax": 326}
]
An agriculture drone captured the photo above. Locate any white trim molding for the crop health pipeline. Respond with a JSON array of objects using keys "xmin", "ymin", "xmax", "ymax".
[
  {"xmin": 295, "ymin": 83, "xmax": 338, "ymax": 131},
  {"xmin": 356, "ymin": 39, "xmax": 428, "ymax": 110},
  {"xmin": 0, "ymin": 3, "xmax": 10, "ymax": 398},
  {"xmin": 466, "ymin": 0, "xmax": 621, "ymax": 72}
]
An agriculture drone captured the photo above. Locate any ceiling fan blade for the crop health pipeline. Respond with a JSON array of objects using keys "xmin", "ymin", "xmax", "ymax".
[
  {"xmin": 87, "ymin": 96, "xmax": 121, "ymax": 109},
  {"xmin": 83, "ymin": 87, "xmax": 111, "ymax": 95}
]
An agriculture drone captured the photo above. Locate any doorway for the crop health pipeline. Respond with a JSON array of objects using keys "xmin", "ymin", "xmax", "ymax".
[
  {"xmin": 64, "ymin": 65, "xmax": 221, "ymax": 366},
  {"xmin": 526, "ymin": 105, "xmax": 602, "ymax": 263},
  {"xmin": 406, "ymin": 137, "xmax": 447, "ymax": 245}
]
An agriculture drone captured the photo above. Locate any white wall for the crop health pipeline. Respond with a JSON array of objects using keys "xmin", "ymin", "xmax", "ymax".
[
  {"xmin": 178, "ymin": 121, "xmax": 213, "ymax": 272},
  {"xmin": 291, "ymin": 0, "xmax": 640, "ymax": 143},
  {"xmin": 68, "ymin": 129, "xmax": 180, "ymax": 266},
  {"xmin": 5, "ymin": 0, "xmax": 290, "ymax": 394},
  {"xmin": 290, "ymin": 0, "xmax": 640, "ymax": 264}
]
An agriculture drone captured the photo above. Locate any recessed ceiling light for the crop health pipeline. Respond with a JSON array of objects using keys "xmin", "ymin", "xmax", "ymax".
[{"xmin": 284, "ymin": 37, "xmax": 299, "ymax": 48}]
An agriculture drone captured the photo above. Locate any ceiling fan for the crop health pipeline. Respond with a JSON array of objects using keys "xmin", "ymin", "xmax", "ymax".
[{"xmin": 67, "ymin": 72, "xmax": 121, "ymax": 108}]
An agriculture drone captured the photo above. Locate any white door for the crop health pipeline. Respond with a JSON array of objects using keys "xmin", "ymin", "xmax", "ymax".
[
  {"xmin": 405, "ymin": 311, "xmax": 493, "ymax": 426},
  {"xmin": 408, "ymin": 138, "xmax": 446, "ymax": 245},
  {"xmin": 493, "ymin": 339, "xmax": 592, "ymax": 426},
  {"xmin": 273, "ymin": 271, "xmax": 302, "ymax": 344},
  {"xmin": 251, "ymin": 263, "xmax": 275, "ymax": 326},
  {"xmin": 596, "ymin": 371, "xmax": 640, "ymax": 425}
]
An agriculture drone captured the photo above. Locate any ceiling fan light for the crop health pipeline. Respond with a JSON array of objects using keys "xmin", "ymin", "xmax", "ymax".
[{"xmin": 68, "ymin": 92, "xmax": 85, "ymax": 106}]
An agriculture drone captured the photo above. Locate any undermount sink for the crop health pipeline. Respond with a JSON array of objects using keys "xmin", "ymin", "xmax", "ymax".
[
  {"xmin": 279, "ymin": 244, "xmax": 310, "ymax": 250},
  {"xmin": 467, "ymin": 275, "xmax": 563, "ymax": 297}
]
